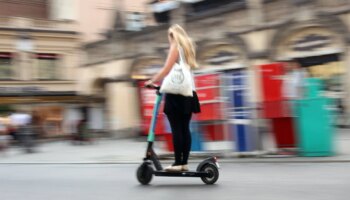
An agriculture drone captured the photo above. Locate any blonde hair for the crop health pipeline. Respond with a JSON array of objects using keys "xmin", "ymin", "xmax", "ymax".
[{"xmin": 168, "ymin": 24, "xmax": 198, "ymax": 69}]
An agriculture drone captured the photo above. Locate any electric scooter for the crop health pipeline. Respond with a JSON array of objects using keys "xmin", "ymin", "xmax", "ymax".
[{"xmin": 136, "ymin": 85, "xmax": 220, "ymax": 185}]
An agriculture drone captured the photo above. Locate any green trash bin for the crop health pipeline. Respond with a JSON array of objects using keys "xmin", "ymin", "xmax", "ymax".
[
  {"xmin": 303, "ymin": 78, "xmax": 323, "ymax": 98},
  {"xmin": 295, "ymin": 97, "xmax": 335, "ymax": 156}
]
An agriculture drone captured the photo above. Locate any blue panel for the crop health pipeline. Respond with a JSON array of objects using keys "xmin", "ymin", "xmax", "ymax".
[
  {"xmin": 232, "ymin": 70, "xmax": 244, "ymax": 85},
  {"xmin": 233, "ymin": 89, "xmax": 244, "ymax": 107},
  {"xmin": 235, "ymin": 124, "xmax": 247, "ymax": 152},
  {"xmin": 190, "ymin": 122, "xmax": 203, "ymax": 151},
  {"xmin": 228, "ymin": 69, "xmax": 247, "ymax": 108},
  {"xmin": 233, "ymin": 76, "xmax": 243, "ymax": 86},
  {"xmin": 233, "ymin": 108, "xmax": 244, "ymax": 119},
  {"xmin": 226, "ymin": 69, "xmax": 252, "ymax": 127},
  {"xmin": 232, "ymin": 108, "xmax": 251, "ymax": 119}
]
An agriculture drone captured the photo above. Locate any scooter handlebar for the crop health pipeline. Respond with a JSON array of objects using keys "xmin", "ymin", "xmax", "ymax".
[{"xmin": 144, "ymin": 84, "xmax": 160, "ymax": 90}]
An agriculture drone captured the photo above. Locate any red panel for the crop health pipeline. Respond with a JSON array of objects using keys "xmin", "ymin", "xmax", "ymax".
[
  {"xmin": 141, "ymin": 115, "xmax": 166, "ymax": 136},
  {"xmin": 161, "ymin": 134, "xmax": 174, "ymax": 152},
  {"xmin": 259, "ymin": 63, "xmax": 286, "ymax": 101},
  {"xmin": 0, "ymin": 52, "xmax": 13, "ymax": 58},
  {"xmin": 194, "ymin": 73, "xmax": 223, "ymax": 121},
  {"xmin": 195, "ymin": 103, "xmax": 224, "ymax": 121},
  {"xmin": 36, "ymin": 53, "xmax": 59, "ymax": 59},
  {"xmin": 260, "ymin": 100, "xmax": 292, "ymax": 118},
  {"xmin": 202, "ymin": 124, "xmax": 226, "ymax": 141},
  {"xmin": 270, "ymin": 118, "xmax": 296, "ymax": 148},
  {"xmin": 196, "ymin": 88, "xmax": 220, "ymax": 102},
  {"xmin": 195, "ymin": 73, "xmax": 220, "ymax": 88}
]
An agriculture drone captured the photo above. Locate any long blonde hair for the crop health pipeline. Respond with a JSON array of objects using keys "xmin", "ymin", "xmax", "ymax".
[{"xmin": 168, "ymin": 24, "xmax": 198, "ymax": 69}]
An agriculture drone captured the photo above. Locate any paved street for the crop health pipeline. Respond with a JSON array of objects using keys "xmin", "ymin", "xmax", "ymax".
[
  {"xmin": 0, "ymin": 129, "xmax": 349, "ymax": 200},
  {"xmin": 1, "ymin": 128, "xmax": 350, "ymax": 164},
  {"xmin": 0, "ymin": 162, "xmax": 348, "ymax": 200}
]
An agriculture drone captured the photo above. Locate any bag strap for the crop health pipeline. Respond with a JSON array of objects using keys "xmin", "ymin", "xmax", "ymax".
[
  {"xmin": 178, "ymin": 46, "xmax": 186, "ymax": 64},
  {"xmin": 178, "ymin": 46, "xmax": 196, "ymax": 91}
]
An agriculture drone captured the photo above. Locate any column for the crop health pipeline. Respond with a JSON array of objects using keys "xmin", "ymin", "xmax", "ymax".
[
  {"xmin": 105, "ymin": 82, "xmax": 141, "ymax": 137},
  {"xmin": 343, "ymin": 46, "xmax": 350, "ymax": 116},
  {"xmin": 248, "ymin": 58, "xmax": 273, "ymax": 151},
  {"xmin": 247, "ymin": 0, "xmax": 264, "ymax": 26},
  {"xmin": 170, "ymin": 2, "xmax": 186, "ymax": 27}
]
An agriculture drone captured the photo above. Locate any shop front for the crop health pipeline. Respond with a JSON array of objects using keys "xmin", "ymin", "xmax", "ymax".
[
  {"xmin": 194, "ymin": 41, "xmax": 260, "ymax": 152},
  {"xmin": 260, "ymin": 19, "xmax": 349, "ymax": 152},
  {"xmin": 0, "ymin": 88, "xmax": 87, "ymax": 138},
  {"xmin": 273, "ymin": 26, "xmax": 346, "ymax": 98}
]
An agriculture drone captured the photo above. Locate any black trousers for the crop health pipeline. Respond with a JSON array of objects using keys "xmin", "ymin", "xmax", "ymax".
[{"xmin": 166, "ymin": 113, "xmax": 192, "ymax": 165}]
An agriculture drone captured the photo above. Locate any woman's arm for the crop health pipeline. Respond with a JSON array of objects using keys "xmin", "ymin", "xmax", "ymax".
[{"xmin": 146, "ymin": 42, "xmax": 179, "ymax": 85}]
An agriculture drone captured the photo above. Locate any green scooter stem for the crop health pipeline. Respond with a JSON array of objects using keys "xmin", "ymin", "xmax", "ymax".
[{"xmin": 147, "ymin": 91, "xmax": 163, "ymax": 142}]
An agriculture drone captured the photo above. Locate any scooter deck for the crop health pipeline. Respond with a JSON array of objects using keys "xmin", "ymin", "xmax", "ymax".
[{"xmin": 154, "ymin": 170, "xmax": 209, "ymax": 177}]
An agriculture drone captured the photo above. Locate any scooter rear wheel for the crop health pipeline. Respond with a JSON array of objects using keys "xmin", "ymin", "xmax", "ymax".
[
  {"xmin": 136, "ymin": 163, "xmax": 154, "ymax": 185},
  {"xmin": 200, "ymin": 163, "xmax": 219, "ymax": 184}
]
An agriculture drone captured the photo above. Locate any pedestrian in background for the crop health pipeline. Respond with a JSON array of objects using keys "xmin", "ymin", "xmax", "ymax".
[
  {"xmin": 9, "ymin": 111, "xmax": 35, "ymax": 153},
  {"xmin": 0, "ymin": 117, "xmax": 11, "ymax": 152},
  {"xmin": 283, "ymin": 59, "xmax": 308, "ymax": 115}
]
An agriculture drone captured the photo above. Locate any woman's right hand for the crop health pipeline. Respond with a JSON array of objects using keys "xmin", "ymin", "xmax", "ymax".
[
  {"xmin": 144, "ymin": 80, "xmax": 159, "ymax": 89},
  {"xmin": 144, "ymin": 80, "xmax": 154, "ymax": 87}
]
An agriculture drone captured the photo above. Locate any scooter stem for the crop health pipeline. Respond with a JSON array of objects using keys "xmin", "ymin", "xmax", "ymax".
[
  {"xmin": 145, "ymin": 142, "xmax": 163, "ymax": 171},
  {"xmin": 147, "ymin": 92, "xmax": 163, "ymax": 142}
]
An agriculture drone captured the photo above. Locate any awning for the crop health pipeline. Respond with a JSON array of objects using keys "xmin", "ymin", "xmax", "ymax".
[
  {"xmin": 0, "ymin": 91, "xmax": 88, "ymax": 104},
  {"xmin": 150, "ymin": 1, "xmax": 179, "ymax": 13}
]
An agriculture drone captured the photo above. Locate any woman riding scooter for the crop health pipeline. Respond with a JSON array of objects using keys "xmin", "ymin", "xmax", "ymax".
[{"xmin": 145, "ymin": 24, "xmax": 200, "ymax": 172}]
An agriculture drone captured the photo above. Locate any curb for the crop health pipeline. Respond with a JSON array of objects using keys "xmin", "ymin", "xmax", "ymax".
[
  {"xmin": 1, "ymin": 159, "xmax": 350, "ymax": 165},
  {"xmin": 157, "ymin": 151, "xmax": 350, "ymax": 163},
  {"xmin": 2, "ymin": 156, "xmax": 350, "ymax": 165}
]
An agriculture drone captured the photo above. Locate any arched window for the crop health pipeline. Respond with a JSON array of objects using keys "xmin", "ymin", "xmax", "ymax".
[{"xmin": 0, "ymin": 52, "xmax": 13, "ymax": 80}]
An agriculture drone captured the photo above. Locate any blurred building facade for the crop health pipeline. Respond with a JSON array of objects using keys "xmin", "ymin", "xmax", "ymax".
[
  {"xmin": 82, "ymin": 0, "xmax": 350, "ymax": 137},
  {"xmin": 78, "ymin": 0, "xmax": 157, "ymax": 43},
  {"xmin": 0, "ymin": 0, "xmax": 84, "ymax": 137}
]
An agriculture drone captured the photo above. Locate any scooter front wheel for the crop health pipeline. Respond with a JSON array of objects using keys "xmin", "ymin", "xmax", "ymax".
[
  {"xmin": 200, "ymin": 163, "xmax": 219, "ymax": 185},
  {"xmin": 136, "ymin": 163, "xmax": 154, "ymax": 185}
]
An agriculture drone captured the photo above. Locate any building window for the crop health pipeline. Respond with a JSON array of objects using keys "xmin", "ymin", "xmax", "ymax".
[
  {"xmin": 187, "ymin": 0, "xmax": 246, "ymax": 15},
  {"xmin": 36, "ymin": 53, "xmax": 59, "ymax": 80},
  {"xmin": 0, "ymin": 52, "xmax": 13, "ymax": 80},
  {"xmin": 264, "ymin": 0, "xmax": 292, "ymax": 22},
  {"xmin": 317, "ymin": 0, "xmax": 349, "ymax": 8},
  {"xmin": 149, "ymin": 0, "xmax": 176, "ymax": 24}
]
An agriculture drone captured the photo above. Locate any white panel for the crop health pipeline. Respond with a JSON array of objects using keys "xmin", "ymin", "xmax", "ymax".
[
  {"xmin": 62, "ymin": 107, "xmax": 82, "ymax": 134},
  {"xmin": 151, "ymin": 1, "xmax": 179, "ymax": 13},
  {"xmin": 51, "ymin": 0, "xmax": 77, "ymax": 21},
  {"xmin": 203, "ymin": 141, "xmax": 233, "ymax": 151},
  {"xmin": 229, "ymin": 119, "xmax": 251, "ymax": 125},
  {"xmin": 88, "ymin": 106, "xmax": 104, "ymax": 130},
  {"xmin": 49, "ymin": 0, "xmax": 59, "ymax": 20},
  {"xmin": 125, "ymin": 13, "xmax": 145, "ymax": 31}
]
